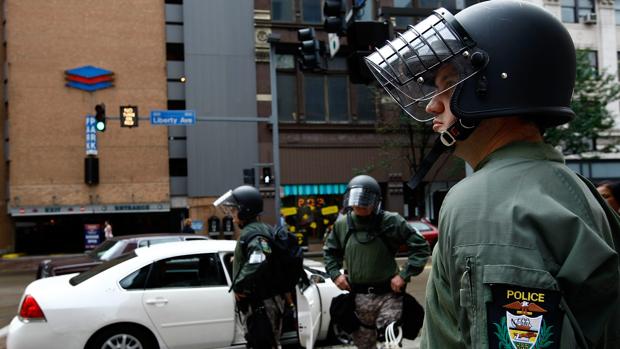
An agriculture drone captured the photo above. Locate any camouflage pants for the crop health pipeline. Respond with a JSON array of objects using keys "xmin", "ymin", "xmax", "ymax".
[
  {"xmin": 352, "ymin": 292, "xmax": 403, "ymax": 349},
  {"xmin": 240, "ymin": 295, "xmax": 286, "ymax": 348}
]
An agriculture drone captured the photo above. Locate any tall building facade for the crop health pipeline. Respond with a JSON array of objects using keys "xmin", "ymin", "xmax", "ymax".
[{"xmin": 2, "ymin": 0, "xmax": 619, "ymax": 254}]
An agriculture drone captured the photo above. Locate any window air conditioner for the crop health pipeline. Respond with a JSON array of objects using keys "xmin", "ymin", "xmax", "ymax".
[{"xmin": 583, "ymin": 12, "xmax": 597, "ymax": 25}]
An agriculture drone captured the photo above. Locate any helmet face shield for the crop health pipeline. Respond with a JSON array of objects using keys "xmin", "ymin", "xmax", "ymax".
[
  {"xmin": 344, "ymin": 187, "xmax": 380, "ymax": 210},
  {"xmin": 365, "ymin": 8, "xmax": 487, "ymax": 121},
  {"xmin": 214, "ymin": 190, "xmax": 239, "ymax": 217}
]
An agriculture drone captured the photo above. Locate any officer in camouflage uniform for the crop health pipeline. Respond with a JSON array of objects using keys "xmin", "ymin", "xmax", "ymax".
[
  {"xmin": 215, "ymin": 185, "xmax": 286, "ymax": 349},
  {"xmin": 323, "ymin": 175, "xmax": 430, "ymax": 349},
  {"xmin": 365, "ymin": 1, "xmax": 620, "ymax": 347}
]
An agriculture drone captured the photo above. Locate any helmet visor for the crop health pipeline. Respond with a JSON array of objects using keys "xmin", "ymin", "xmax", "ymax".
[
  {"xmin": 344, "ymin": 187, "xmax": 380, "ymax": 209},
  {"xmin": 214, "ymin": 190, "xmax": 237, "ymax": 207},
  {"xmin": 364, "ymin": 8, "xmax": 486, "ymax": 122}
]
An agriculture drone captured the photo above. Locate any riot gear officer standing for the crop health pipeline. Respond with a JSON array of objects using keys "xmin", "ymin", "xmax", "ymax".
[
  {"xmin": 214, "ymin": 185, "xmax": 285, "ymax": 348},
  {"xmin": 366, "ymin": 0, "xmax": 620, "ymax": 347},
  {"xmin": 323, "ymin": 175, "xmax": 430, "ymax": 349}
]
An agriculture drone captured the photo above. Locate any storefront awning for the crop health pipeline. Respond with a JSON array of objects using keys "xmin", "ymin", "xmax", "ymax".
[{"xmin": 282, "ymin": 183, "xmax": 347, "ymax": 196}]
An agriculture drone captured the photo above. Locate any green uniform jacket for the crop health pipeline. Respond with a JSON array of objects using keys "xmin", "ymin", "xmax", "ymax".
[
  {"xmin": 421, "ymin": 142, "xmax": 620, "ymax": 349},
  {"xmin": 232, "ymin": 221, "xmax": 273, "ymax": 295},
  {"xmin": 323, "ymin": 210, "xmax": 430, "ymax": 284}
]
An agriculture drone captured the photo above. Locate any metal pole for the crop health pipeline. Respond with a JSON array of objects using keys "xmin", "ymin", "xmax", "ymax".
[{"xmin": 268, "ymin": 37, "xmax": 282, "ymax": 225}]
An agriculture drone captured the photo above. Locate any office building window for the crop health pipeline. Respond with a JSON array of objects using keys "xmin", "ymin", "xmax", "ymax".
[
  {"xmin": 586, "ymin": 50, "xmax": 598, "ymax": 72},
  {"xmin": 356, "ymin": 0, "xmax": 374, "ymax": 21},
  {"xmin": 272, "ymin": 0, "xmax": 295, "ymax": 22},
  {"xmin": 277, "ymin": 74, "xmax": 297, "ymax": 121},
  {"xmin": 356, "ymin": 85, "xmax": 377, "ymax": 122},
  {"xmin": 561, "ymin": 0, "xmax": 594, "ymax": 23},
  {"xmin": 169, "ymin": 158, "xmax": 188, "ymax": 177},
  {"xmin": 301, "ymin": 0, "xmax": 322, "ymax": 23},
  {"xmin": 393, "ymin": 0, "xmax": 481, "ymax": 28},
  {"xmin": 327, "ymin": 76, "xmax": 349, "ymax": 121},
  {"xmin": 304, "ymin": 75, "xmax": 326, "ymax": 121},
  {"xmin": 166, "ymin": 43, "xmax": 184, "ymax": 61},
  {"xmin": 616, "ymin": 0, "xmax": 620, "ymax": 25}
]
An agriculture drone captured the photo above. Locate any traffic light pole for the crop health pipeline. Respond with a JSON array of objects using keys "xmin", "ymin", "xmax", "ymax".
[{"xmin": 268, "ymin": 35, "xmax": 282, "ymax": 225}]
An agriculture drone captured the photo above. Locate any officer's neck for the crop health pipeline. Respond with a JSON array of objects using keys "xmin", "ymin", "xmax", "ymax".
[{"xmin": 455, "ymin": 116, "xmax": 543, "ymax": 169}]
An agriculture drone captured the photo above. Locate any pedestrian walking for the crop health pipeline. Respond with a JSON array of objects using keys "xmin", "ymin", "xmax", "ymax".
[
  {"xmin": 103, "ymin": 220, "xmax": 113, "ymax": 240},
  {"xmin": 323, "ymin": 175, "xmax": 431, "ymax": 349},
  {"xmin": 182, "ymin": 218, "xmax": 195, "ymax": 234},
  {"xmin": 214, "ymin": 185, "xmax": 286, "ymax": 348},
  {"xmin": 366, "ymin": 1, "xmax": 620, "ymax": 347}
]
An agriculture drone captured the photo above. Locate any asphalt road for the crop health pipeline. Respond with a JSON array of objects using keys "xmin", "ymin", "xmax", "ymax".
[{"xmin": 0, "ymin": 257, "xmax": 429, "ymax": 349}]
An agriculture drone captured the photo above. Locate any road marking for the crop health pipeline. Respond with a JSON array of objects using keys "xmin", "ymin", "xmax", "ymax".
[{"xmin": 0, "ymin": 324, "xmax": 8, "ymax": 338}]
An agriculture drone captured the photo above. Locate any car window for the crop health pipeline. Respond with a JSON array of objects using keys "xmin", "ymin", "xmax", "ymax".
[
  {"xmin": 138, "ymin": 237, "xmax": 179, "ymax": 248},
  {"xmin": 97, "ymin": 241, "xmax": 128, "ymax": 261},
  {"xmin": 88, "ymin": 240, "xmax": 121, "ymax": 260},
  {"xmin": 70, "ymin": 252, "xmax": 137, "ymax": 286},
  {"xmin": 145, "ymin": 253, "xmax": 227, "ymax": 289},
  {"xmin": 409, "ymin": 222, "xmax": 432, "ymax": 232},
  {"xmin": 120, "ymin": 264, "xmax": 152, "ymax": 290},
  {"xmin": 122, "ymin": 242, "xmax": 138, "ymax": 254}
]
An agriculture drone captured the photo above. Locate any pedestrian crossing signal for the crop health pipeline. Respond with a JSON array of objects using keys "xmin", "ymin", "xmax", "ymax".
[
  {"xmin": 94, "ymin": 104, "xmax": 106, "ymax": 132},
  {"xmin": 120, "ymin": 106, "xmax": 139, "ymax": 128}
]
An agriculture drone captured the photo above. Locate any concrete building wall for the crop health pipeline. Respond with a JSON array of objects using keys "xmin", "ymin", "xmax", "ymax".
[
  {"xmin": 183, "ymin": 0, "xmax": 259, "ymax": 196},
  {"xmin": 5, "ymin": 0, "xmax": 169, "ymax": 210}
]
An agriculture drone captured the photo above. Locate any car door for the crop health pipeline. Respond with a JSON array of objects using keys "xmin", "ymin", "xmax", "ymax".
[
  {"xmin": 141, "ymin": 253, "xmax": 235, "ymax": 349},
  {"xmin": 296, "ymin": 278, "xmax": 322, "ymax": 349}
]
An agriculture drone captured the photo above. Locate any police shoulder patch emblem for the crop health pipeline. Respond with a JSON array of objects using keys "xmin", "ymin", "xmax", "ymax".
[
  {"xmin": 258, "ymin": 237, "xmax": 272, "ymax": 254},
  {"xmin": 487, "ymin": 284, "xmax": 563, "ymax": 349}
]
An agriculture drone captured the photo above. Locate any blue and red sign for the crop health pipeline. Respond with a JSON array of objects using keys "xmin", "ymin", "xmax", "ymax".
[{"xmin": 65, "ymin": 65, "xmax": 114, "ymax": 92}]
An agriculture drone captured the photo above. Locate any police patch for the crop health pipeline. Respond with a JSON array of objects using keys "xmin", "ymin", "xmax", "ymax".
[
  {"xmin": 258, "ymin": 237, "xmax": 272, "ymax": 254},
  {"xmin": 487, "ymin": 284, "xmax": 562, "ymax": 349}
]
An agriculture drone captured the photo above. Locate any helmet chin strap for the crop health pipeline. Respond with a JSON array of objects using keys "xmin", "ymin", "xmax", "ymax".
[{"xmin": 406, "ymin": 118, "xmax": 478, "ymax": 190}]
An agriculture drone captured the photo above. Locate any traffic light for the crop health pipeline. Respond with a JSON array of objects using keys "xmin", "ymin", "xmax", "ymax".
[
  {"xmin": 262, "ymin": 167, "xmax": 273, "ymax": 185},
  {"xmin": 323, "ymin": 0, "xmax": 345, "ymax": 34},
  {"xmin": 297, "ymin": 27, "xmax": 320, "ymax": 70},
  {"xmin": 94, "ymin": 103, "xmax": 106, "ymax": 132},
  {"xmin": 346, "ymin": 21, "xmax": 390, "ymax": 84},
  {"xmin": 120, "ymin": 106, "xmax": 139, "ymax": 128},
  {"xmin": 243, "ymin": 168, "xmax": 255, "ymax": 185}
]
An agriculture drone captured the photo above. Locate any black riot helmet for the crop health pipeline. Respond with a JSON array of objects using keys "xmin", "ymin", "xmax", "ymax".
[
  {"xmin": 343, "ymin": 175, "xmax": 382, "ymax": 213},
  {"xmin": 214, "ymin": 185, "xmax": 263, "ymax": 221},
  {"xmin": 365, "ymin": 0, "xmax": 575, "ymax": 135}
]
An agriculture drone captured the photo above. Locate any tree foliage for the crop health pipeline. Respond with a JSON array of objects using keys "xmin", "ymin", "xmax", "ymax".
[{"xmin": 544, "ymin": 50, "xmax": 620, "ymax": 154}]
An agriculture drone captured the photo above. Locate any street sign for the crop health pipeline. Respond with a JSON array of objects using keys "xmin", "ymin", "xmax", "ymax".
[
  {"xmin": 150, "ymin": 110, "xmax": 196, "ymax": 125},
  {"xmin": 85, "ymin": 115, "xmax": 97, "ymax": 155},
  {"xmin": 328, "ymin": 33, "xmax": 340, "ymax": 58}
]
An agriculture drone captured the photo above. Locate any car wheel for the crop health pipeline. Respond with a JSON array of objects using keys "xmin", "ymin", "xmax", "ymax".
[{"xmin": 86, "ymin": 325, "xmax": 158, "ymax": 349}]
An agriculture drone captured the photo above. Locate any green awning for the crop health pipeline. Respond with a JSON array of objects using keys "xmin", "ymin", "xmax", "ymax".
[{"xmin": 282, "ymin": 183, "xmax": 347, "ymax": 196}]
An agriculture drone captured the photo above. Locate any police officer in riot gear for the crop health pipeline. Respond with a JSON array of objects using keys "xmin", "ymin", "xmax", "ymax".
[
  {"xmin": 214, "ymin": 185, "xmax": 285, "ymax": 348},
  {"xmin": 323, "ymin": 175, "xmax": 430, "ymax": 349},
  {"xmin": 366, "ymin": 0, "xmax": 620, "ymax": 347}
]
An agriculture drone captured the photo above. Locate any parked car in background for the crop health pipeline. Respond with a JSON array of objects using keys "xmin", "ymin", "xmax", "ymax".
[
  {"xmin": 9, "ymin": 240, "xmax": 345, "ymax": 349},
  {"xmin": 408, "ymin": 220, "xmax": 439, "ymax": 251},
  {"xmin": 36, "ymin": 233, "xmax": 208, "ymax": 279}
]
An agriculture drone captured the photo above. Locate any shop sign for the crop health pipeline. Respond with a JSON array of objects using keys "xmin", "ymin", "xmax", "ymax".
[
  {"xmin": 65, "ymin": 65, "xmax": 114, "ymax": 92},
  {"xmin": 84, "ymin": 224, "xmax": 102, "ymax": 250},
  {"xmin": 10, "ymin": 202, "xmax": 170, "ymax": 216}
]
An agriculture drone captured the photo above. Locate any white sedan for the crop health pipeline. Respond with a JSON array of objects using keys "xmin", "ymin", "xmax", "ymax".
[{"xmin": 7, "ymin": 240, "xmax": 346, "ymax": 349}]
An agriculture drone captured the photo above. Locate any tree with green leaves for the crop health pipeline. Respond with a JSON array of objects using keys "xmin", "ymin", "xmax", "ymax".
[{"xmin": 544, "ymin": 50, "xmax": 620, "ymax": 154}]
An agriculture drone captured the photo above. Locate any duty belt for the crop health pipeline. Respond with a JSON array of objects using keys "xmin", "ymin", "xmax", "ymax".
[{"xmin": 351, "ymin": 281, "xmax": 392, "ymax": 294}]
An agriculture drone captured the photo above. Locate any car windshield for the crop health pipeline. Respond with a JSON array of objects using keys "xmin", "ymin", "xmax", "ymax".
[
  {"xmin": 87, "ymin": 240, "xmax": 126, "ymax": 261},
  {"xmin": 409, "ymin": 222, "xmax": 432, "ymax": 232},
  {"xmin": 70, "ymin": 252, "xmax": 137, "ymax": 286}
]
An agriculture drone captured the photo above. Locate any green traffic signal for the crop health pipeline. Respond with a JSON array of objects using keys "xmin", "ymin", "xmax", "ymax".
[{"xmin": 95, "ymin": 103, "xmax": 106, "ymax": 132}]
